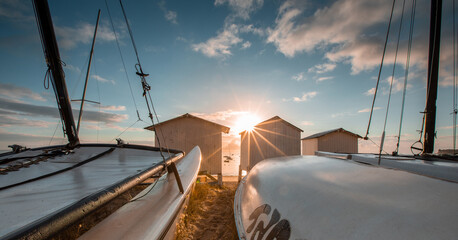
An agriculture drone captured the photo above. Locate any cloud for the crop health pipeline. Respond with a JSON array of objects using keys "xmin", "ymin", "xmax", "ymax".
[
  {"xmin": 267, "ymin": 0, "xmax": 392, "ymax": 58},
  {"xmin": 158, "ymin": 0, "xmax": 178, "ymax": 24},
  {"xmin": 98, "ymin": 105, "xmax": 126, "ymax": 111},
  {"xmin": 239, "ymin": 24, "xmax": 265, "ymax": 36},
  {"xmin": 64, "ymin": 64, "xmax": 82, "ymax": 74},
  {"xmin": 192, "ymin": 110, "xmax": 247, "ymax": 122},
  {"xmin": 0, "ymin": 83, "xmax": 46, "ymax": 101},
  {"xmin": 316, "ymin": 76, "xmax": 334, "ymax": 82},
  {"xmin": 192, "ymin": 24, "xmax": 242, "ymax": 58},
  {"xmin": 241, "ymin": 41, "xmax": 251, "ymax": 49},
  {"xmin": 91, "ymin": 75, "xmax": 116, "ymax": 85},
  {"xmin": 358, "ymin": 107, "xmax": 381, "ymax": 113},
  {"xmin": 0, "ymin": 0, "xmax": 34, "ymax": 22},
  {"xmin": 215, "ymin": 0, "xmax": 264, "ymax": 20},
  {"xmin": 0, "ymin": 130, "xmax": 64, "ymax": 150},
  {"xmin": 301, "ymin": 121, "xmax": 314, "ymax": 126},
  {"xmin": 55, "ymin": 23, "xmax": 116, "ymax": 49},
  {"xmin": 283, "ymin": 91, "xmax": 317, "ymax": 102},
  {"xmin": 0, "ymin": 97, "xmax": 127, "ymax": 124},
  {"xmin": 308, "ymin": 63, "xmax": 336, "ymax": 74},
  {"xmin": 0, "ymin": 114, "xmax": 52, "ymax": 128},
  {"xmin": 365, "ymin": 87, "xmax": 376, "ymax": 96},
  {"xmin": 292, "ymin": 72, "xmax": 305, "ymax": 81}
]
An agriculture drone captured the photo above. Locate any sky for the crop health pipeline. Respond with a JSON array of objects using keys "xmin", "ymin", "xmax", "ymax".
[{"xmin": 0, "ymin": 0, "xmax": 457, "ymax": 155}]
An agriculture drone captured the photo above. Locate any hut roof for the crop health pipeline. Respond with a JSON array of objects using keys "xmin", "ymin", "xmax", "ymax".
[
  {"xmin": 302, "ymin": 128, "xmax": 361, "ymax": 140},
  {"xmin": 144, "ymin": 113, "xmax": 230, "ymax": 134},
  {"xmin": 240, "ymin": 116, "xmax": 303, "ymax": 134}
]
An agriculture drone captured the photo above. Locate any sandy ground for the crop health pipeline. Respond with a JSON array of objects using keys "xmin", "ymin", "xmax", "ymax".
[{"xmin": 174, "ymin": 179, "xmax": 239, "ymax": 240}]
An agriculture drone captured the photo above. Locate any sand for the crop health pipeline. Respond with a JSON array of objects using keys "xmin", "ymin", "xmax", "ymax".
[{"xmin": 174, "ymin": 181, "xmax": 239, "ymax": 240}]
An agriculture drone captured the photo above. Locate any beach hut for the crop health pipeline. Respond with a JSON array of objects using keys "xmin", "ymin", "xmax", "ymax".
[
  {"xmin": 240, "ymin": 116, "xmax": 303, "ymax": 171},
  {"xmin": 301, "ymin": 128, "xmax": 361, "ymax": 155},
  {"xmin": 145, "ymin": 113, "xmax": 230, "ymax": 175}
]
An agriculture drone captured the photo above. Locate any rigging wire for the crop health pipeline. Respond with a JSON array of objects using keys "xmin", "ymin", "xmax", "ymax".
[
  {"xmin": 48, "ymin": 119, "xmax": 61, "ymax": 146},
  {"xmin": 453, "ymin": 0, "xmax": 457, "ymax": 155},
  {"xmin": 110, "ymin": 119, "xmax": 142, "ymax": 142},
  {"xmin": 379, "ymin": 0, "xmax": 407, "ymax": 163},
  {"xmin": 394, "ymin": 0, "xmax": 417, "ymax": 155},
  {"xmin": 119, "ymin": 0, "xmax": 171, "ymax": 161},
  {"xmin": 364, "ymin": 0, "xmax": 397, "ymax": 140},
  {"xmin": 104, "ymin": 0, "xmax": 141, "ymax": 120}
]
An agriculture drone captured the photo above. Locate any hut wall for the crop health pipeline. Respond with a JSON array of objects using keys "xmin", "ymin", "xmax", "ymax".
[
  {"xmin": 317, "ymin": 132, "xmax": 358, "ymax": 153},
  {"xmin": 302, "ymin": 138, "xmax": 318, "ymax": 155},
  {"xmin": 154, "ymin": 117, "xmax": 222, "ymax": 174},
  {"xmin": 241, "ymin": 119, "xmax": 301, "ymax": 170}
]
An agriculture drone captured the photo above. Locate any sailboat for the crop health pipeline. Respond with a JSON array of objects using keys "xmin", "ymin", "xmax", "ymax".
[
  {"xmin": 0, "ymin": 0, "xmax": 201, "ymax": 239},
  {"xmin": 234, "ymin": 0, "xmax": 458, "ymax": 239}
]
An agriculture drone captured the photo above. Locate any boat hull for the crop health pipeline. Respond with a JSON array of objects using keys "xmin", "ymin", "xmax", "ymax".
[
  {"xmin": 234, "ymin": 155, "xmax": 458, "ymax": 239},
  {"xmin": 80, "ymin": 146, "xmax": 201, "ymax": 240}
]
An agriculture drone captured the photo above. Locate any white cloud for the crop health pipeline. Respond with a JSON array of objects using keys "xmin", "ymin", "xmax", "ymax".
[
  {"xmin": 165, "ymin": 11, "xmax": 178, "ymax": 24},
  {"xmin": 0, "ymin": 0, "xmax": 33, "ymax": 22},
  {"xmin": 55, "ymin": 23, "xmax": 116, "ymax": 49},
  {"xmin": 0, "ymin": 97, "xmax": 127, "ymax": 125},
  {"xmin": 64, "ymin": 64, "xmax": 82, "ymax": 74},
  {"xmin": 292, "ymin": 72, "xmax": 305, "ymax": 81},
  {"xmin": 284, "ymin": 91, "xmax": 317, "ymax": 102},
  {"xmin": 241, "ymin": 41, "xmax": 251, "ymax": 49},
  {"xmin": 301, "ymin": 121, "xmax": 314, "ymax": 126},
  {"xmin": 215, "ymin": 0, "xmax": 264, "ymax": 20},
  {"xmin": 192, "ymin": 110, "xmax": 247, "ymax": 122},
  {"xmin": 358, "ymin": 107, "xmax": 381, "ymax": 113},
  {"xmin": 239, "ymin": 24, "xmax": 265, "ymax": 36},
  {"xmin": 159, "ymin": 1, "xmax": 178, "ymax": 24},
  {"xmin": 91, "ymin": 75, "xmax": 116, "ymax": 85},
  {"xmin": 0, "ymin": 83, "xmax": 45, "ymax": 102},
  {"xmin": 89, "ymin": 103, "xmax": 126, "ymax": 112},
  {"xmin": 267, "ymin": 0, "xmax": 391, "ymax": 58},
  {"xmin": 308, "ymin": 63, "xmax": 336, "ymax": 74},
  {"xmin": 192, "ymin": 24, "xmax": 242, "ymax": 58},
  {"xmin": 294, "ymin": 92, "xmax": 317, "ymax": 102},
  {"xmin": 365, "ymin": 87, "xmax": 376, "ymax": 96},
  {"xmin": 316, "ymin": 76, "xmax": 334, "ymax": 82}
]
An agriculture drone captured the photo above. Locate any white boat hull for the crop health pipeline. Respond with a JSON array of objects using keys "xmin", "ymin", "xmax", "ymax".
[
  {"xmin": 234, "ymin": 155, "xmax": 458, "ymax": 239},
  {"xmin": 80, "ymin": 146, "xmax": 201, "ymax": 240}
]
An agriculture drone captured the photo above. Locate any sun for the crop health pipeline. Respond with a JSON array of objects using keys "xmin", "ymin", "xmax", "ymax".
[{"xmin": 233, "ymin": 113, "xmax": 261, "ymax": 133}]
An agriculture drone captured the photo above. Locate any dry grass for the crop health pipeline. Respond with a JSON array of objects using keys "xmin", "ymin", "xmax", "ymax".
[{"xmin": 175, "ymin": 183, "xmax": 238, "ymax": 240}]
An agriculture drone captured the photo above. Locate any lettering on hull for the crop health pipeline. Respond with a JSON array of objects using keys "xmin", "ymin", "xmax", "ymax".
[{"xmin": 246, "ymin": 204, "xmax": 290, "ymax": 240}]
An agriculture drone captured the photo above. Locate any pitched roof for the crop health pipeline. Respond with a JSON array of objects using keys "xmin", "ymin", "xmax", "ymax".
[
  {"xmin": 240, "ymin": 116, "xmax": 303, "ymax": 134},
  {"xmin": 301, "ymin": 128, "xmax": 361, "ymax": 140},
  {"xmin": 144, "ymin": 113, "xmax": 230, "ymax": 134}
]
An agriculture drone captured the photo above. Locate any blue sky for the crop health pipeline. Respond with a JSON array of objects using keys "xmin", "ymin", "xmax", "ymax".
[{"xmin": 0, "ymin": 0, "xmax": 457, "ymax": 154}]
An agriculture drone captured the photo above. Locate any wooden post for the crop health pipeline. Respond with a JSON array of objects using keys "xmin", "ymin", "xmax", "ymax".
[
  {"xmin": 217, "ymin": 173, "xmax": 222, "ymax": 186},
  {"xmin": 238, "ymin": 165, "xmax": 242, "ymax": 183}
]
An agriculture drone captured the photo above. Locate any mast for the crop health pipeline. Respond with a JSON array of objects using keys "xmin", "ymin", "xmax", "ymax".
[
  {"xmin": 33, "ymin": 0, "xmax": 79, "ymax": 147},
  {"xmin": 423, "ymin": 0, "xmax": 442, "ymax": 154},
  {"xmin": 77, "ymin": 10, "xmax": 101, "ymax": 134}
]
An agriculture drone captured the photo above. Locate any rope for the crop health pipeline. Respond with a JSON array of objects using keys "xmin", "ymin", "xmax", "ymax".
[
  {"xmin": 380, "ymin": 0, "xmax": 407, "ymax": 158},
  {"xmin": 394, "ymin": 0, "xmax": 417, "ymax": 155},
  {"xmin": 364, "ymin": 0, "xmax": 397, "ymax": 140},
  {"xmin": 105, "ymin": 0, "xmax": 141, "ymax": 120}
]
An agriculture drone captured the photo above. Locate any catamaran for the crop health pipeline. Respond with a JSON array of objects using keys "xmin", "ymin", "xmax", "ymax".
[{"xmin": 0, "ymin": 0, "xmax": 201, "ymax": 239}]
